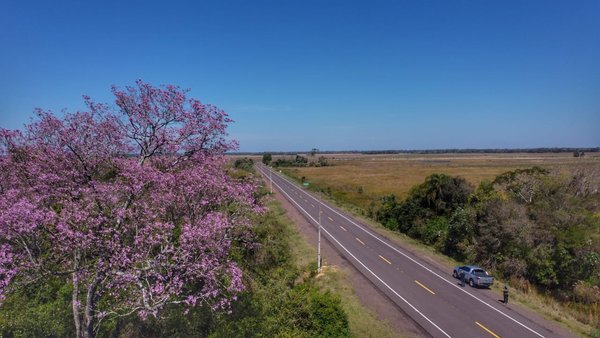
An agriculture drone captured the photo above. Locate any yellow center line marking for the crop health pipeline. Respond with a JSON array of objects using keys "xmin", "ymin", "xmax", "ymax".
[
  {"xmin": 328, "ymin": 217, "xmax": 333, "ymax": 222},
  {"xmin": 415, "ymin": 280, "xmax": 436, "ymax": 295},
  {"xmin": 340, "ymin": 226, "xmax": 347, "ymax": 231},
  {"xmin": 355, "ymin": 237, "xmax": 365, "ymax": 245},
  {"xmin": 379, "ymin": 255, "xmax": 392, "ymax": 265},
  {"xmin": 475, "ymin": 321, "xmax": 501, "ymax": 338}
]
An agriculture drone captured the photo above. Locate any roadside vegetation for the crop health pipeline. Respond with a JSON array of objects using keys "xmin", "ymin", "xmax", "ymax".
[
  {"xmin": 0, "ymin": 162, "xmax": 351, "ymax": 336},
  {"xmin": 281, "ymin": 155, "xmax": 600, "ymax": 336}
]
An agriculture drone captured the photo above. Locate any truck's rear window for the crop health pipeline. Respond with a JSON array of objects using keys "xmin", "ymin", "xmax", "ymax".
[{"xmin": 473, "ymin": 269, "xmax": 488, "ymax": 276}]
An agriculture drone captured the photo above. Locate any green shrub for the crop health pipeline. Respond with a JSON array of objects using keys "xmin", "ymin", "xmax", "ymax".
[{"xmin": 0, "ymin": 277, "xmax": 74, "ymax": 337}]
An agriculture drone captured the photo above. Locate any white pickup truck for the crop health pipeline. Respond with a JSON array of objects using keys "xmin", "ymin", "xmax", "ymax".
[{"xmin": 453, "ymin": 265, "xmax": 494, "ymax": 288}]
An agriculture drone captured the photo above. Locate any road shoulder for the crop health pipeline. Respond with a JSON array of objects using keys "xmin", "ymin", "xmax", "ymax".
[{"xmin": 270, "ymin": 188, "xmax": 428, "ymax": 337}]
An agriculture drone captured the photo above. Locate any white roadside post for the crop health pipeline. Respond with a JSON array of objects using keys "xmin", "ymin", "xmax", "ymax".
[
  {"xmin": 318, "ymin": 197, "xmax": 322, "ymax": 273},
  {"xmin": 269, "ymin": 167, "xmax": 272, "ymax": 194}
]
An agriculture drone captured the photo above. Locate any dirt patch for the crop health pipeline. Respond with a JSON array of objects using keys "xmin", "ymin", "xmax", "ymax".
[{"xmin": 270, "ymin": 188, "xmax": 428, "ymax": 337}]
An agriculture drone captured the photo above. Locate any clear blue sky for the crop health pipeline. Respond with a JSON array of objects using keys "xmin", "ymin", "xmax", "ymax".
[{"xmin": 1, "ymin": 0, "xmax": 599, "ymax": 152}]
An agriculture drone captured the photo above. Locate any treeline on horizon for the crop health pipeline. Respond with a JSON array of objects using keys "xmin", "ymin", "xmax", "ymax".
[{"xmin": 232, "ymin": 147, "xmax": 600, "ymax": 155}]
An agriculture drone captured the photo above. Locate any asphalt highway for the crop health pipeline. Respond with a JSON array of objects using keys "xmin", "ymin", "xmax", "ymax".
[{"xmin": 257, "ymin": 164, "xmax": 568, "ymax": 338}]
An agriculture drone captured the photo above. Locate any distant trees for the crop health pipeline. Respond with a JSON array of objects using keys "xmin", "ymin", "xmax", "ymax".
[
  {"xmin": 258, "ymin": 149, "xmax": 330, "ymax": 168},
  {"xmin": 358, "ymin": 148, "xmax": 599, "ymax": 155},
  {"xmin": 234, "ymin": 157, "xmax": 254, "ymax": 172},
  {"xmin": 262, "ymin": 152, "xmax": 272, "ymax": 165},
  {"xmin": 295, "ymin": 155, "xmax": 308, "ymax": 165},
  {"xmin": 317, "ymin": 156, "xmax": 329, "ymax": 167},
  {"xmin": 272, "ymin": 155, "xmax": 309, "ymax": 167}
]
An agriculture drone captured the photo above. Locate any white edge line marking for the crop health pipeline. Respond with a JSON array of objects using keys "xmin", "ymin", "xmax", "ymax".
[
  {"xmin": 259, "ymin": 166, "xmax": 451, "ymax": 338},
  {"xmin": 262, "ymin": 165, "xmax": 545, "ymax": 338}
]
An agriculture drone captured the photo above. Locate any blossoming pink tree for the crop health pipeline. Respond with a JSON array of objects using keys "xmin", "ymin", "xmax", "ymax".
[{"xmin": 0, "ymin": 81, "xmax": 260, "ymax": 338}]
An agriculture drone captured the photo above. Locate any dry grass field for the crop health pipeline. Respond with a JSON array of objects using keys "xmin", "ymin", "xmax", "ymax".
[{"xmin": 278, "ymin": 152, "xmax": 600, "ymax": 210}]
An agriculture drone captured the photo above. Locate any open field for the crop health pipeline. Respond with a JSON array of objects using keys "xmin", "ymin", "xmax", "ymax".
[{"xmin": 277, "ymin": 152, "xmax": 600, "ymax": 210}]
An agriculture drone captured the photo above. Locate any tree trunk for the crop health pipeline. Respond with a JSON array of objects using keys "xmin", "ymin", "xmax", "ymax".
[
  {"xmin": 83, "ymin": 274, "xmax": 103, "ymax": 338},
  {"xmin": 72, "ymin": 272, "xmax": 82, "ymax": 338}
]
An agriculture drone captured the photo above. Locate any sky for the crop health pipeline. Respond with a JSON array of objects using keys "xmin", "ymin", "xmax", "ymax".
[{"xmin": 1, "ymin": 0, "xmax": 599, "ymax": 152}]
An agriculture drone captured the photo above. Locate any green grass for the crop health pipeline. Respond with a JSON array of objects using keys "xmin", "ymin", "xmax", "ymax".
[
  {"xmin": 267, "ymin": 199, "xmax": 314, "ymax": 269},
  {"xmin": 314, "ymin": 266, "xmax": 402, "ymax": 338},
  {"xmin": 266, "ymin": 197, "xmax": 401, "ymax": 337}
]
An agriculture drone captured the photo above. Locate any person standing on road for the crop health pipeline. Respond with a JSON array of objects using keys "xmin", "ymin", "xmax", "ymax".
[
  {"xmin": 503, "ymin": 285, "xmax": 509, "ymax": 304},
  {"xmin": 460, "ymin": 271, "xmax": 466, "ymax": 287}
]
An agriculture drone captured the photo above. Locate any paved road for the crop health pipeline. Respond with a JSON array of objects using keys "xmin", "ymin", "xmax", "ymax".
[{"xmin": 257, "ymin": 164, "xmax": 569, "ymax": 338}]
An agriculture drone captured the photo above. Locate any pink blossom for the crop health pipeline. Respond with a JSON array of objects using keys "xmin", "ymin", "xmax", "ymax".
[{"xmin": 0, "ymin": 80, "xmax": 261, "ymax": 337}]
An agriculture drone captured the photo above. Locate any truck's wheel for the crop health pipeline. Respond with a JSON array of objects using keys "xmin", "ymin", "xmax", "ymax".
[
  {"xmin": 469, "ymin": 279, "xmax": 475, "ymax": 287},
  {"xmin": 452, "ymin": 271, "xmax": 458, "ymax": 278}
]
